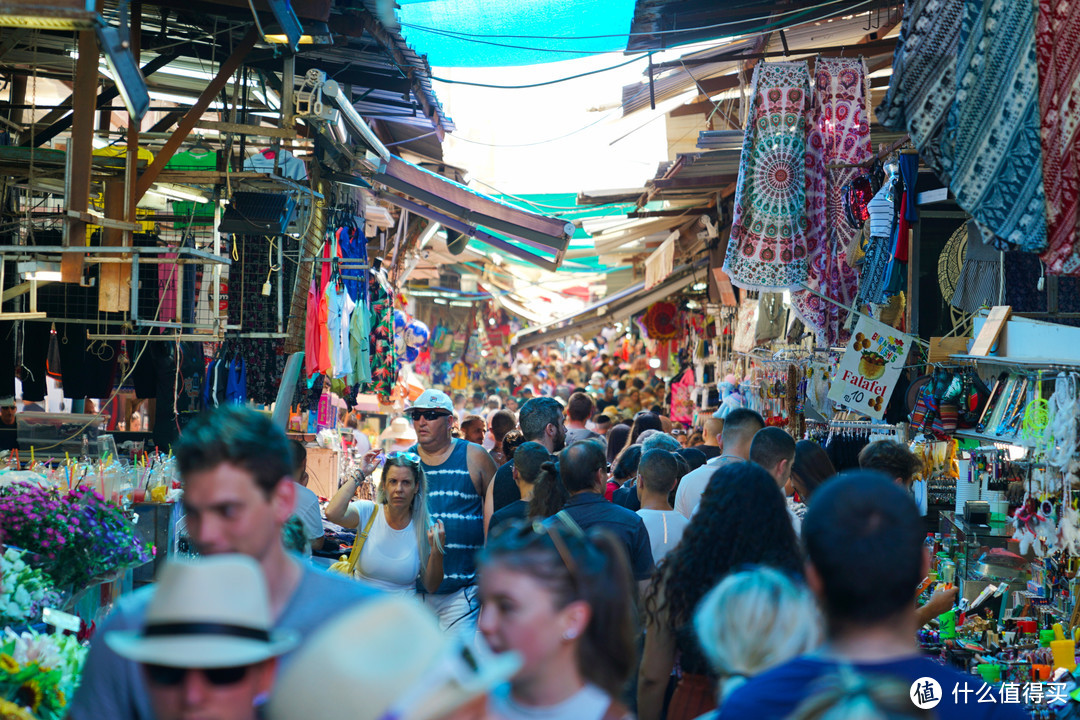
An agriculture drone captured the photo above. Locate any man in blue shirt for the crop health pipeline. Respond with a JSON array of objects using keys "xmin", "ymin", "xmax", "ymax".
[
  {"xmin": 70, "ymin": 407, "xmax": 380, "ymax": 720},
  {"xmin": 718, "ymin": 472, "xmax": 1027, "ymax": 720}
]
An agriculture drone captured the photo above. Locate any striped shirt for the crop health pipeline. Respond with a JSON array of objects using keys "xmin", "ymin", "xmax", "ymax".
[{"xmin": 413, "ymin": 439, "xmax": 484, "ymax": 594}]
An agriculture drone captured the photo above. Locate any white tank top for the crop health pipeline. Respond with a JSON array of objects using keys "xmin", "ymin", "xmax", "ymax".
[{"xmin": 348, "ymin": 500, "xmax": 421, "ymax": 595}]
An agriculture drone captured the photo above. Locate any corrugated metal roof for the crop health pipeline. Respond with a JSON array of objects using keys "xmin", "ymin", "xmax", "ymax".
[{"xmin": 625, "ymin": 0, "xmax": 898, "ymax": 52}]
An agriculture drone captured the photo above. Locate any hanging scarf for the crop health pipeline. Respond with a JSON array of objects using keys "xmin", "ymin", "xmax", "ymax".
[
  {"xmin": 792, "ymin": 57, "xmax": 872, "ymax": 347},
  {"xmin": 875, "ymin": 0, "xmax": 964, "ymax": 183},
  {"xmin": 723, "ymin": 62, "xmax": 813, "ymax": 291},
  {"xmin": 1036, "ymin": 0, "xmax": 1080, "ymax": 275},
  {"xmin": 941, "ymin": 0, "xmax": 1046, "ymax": 253}
]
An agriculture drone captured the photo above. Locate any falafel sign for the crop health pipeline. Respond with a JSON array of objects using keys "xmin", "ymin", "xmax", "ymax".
[{"xmin": 827, "ymin": 316, "xmax": 913, "ymax": 419}]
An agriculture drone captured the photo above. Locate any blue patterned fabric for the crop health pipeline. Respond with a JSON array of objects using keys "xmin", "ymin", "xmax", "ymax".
[
  {"xmin": 941, "ymin": 0, "xmax": 1047, "ymax": 252},
  {"xmin": 875, "ymin": 0, "xmax": 963, "ymax": 183},
  {"xmin": 413, "ymin": 439, "xmax": 484, "ymax": 595}
]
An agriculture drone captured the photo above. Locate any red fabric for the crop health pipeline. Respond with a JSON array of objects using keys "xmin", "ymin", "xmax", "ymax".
[
  {"xmin": 894, "ymin": 195, "xmax": 910, "ymax": 262},
  {"xmin": 304, "ymin": 278, "xmax": 322, "ymax": 378},
  {"xmin": 604, "ymin": 481, "xmax": 619, "ymax": 502},
  {"xmin": 666, "ymin": 672, "xmax": 716, "ymax": 720},
  {"xmin": 1037, "ymin": 0, "xmax": 1080, "ymax": 275}
]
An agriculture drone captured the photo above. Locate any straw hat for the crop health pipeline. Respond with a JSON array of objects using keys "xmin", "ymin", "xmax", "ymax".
[
  {"xmin": 379, "ymin": 416, "xmax": 417, "ymax": 443},
  {"xmin": 105, "ymin": 556, "xmax": 298, "ymax": 668},
  {"xmin": 267, "ymin": 597, "xmax": 521, "ymax": 720}
]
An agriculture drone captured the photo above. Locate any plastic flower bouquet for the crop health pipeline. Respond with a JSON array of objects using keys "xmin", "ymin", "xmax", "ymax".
[
  {"xmin": 0, "ymin": 550, "xmax": 60, "ymax": 627},
  {"xmin": 0, "ymin": 628, "xmax": 86, "ymax": 720},
  {"xmin": 0, "ymin": 483, "xmax": 151, "ymax": 590}
]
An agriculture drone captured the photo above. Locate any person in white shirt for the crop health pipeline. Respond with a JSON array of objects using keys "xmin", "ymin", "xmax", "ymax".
[
  {"xmin": 748, "ymin": 427, "xmax": 800, "ymax": 535},
  {"xmin": 674, "ymin": 409, "xmax": 764, "ymax": 519},
  {"xmin": 288, "ymin": 440, "xmax": 324, "ymax": 553},
  {"xmin": 636, "ymin": 450, "xmax": 690, "ymax": 563},
  {"xmin": 325, "ymin": 451, "xmax": 445, "ymax": 595}
]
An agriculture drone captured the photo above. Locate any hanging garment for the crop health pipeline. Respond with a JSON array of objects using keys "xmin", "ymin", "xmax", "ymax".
[
  {"xmin": 669, "ymin": 368, "xmax": 695, "ymax": 425},
  {"xmin": 755, "ymin": 292, "xmax": 788, "ymax": 343},
  {"xmin": 941, "ymin": 0, "xmax": 1046, "ymax": 253},
  {"xmin": 1036, "ymin": 0, "xmax": 1080, "ymax": 275},
  {"xmin": 723, "ymin": 62, "xmax": 813, "ymax": 291},
  {"xmin": 226, "ymin": 357, "xmax": 246, "ymax": 404},
  {"xmin": 361, "ymin": 274, "xmax": 395, "ymax": 402},
  {"xmin": 325, "ymin": 283, "xmax": 355, "ymax": 379},
  {"xmin": 792, "ymin": 57, "xmax": 872, "ymax": 347},
  {"xmin": 304, "ymin": 278, "xmax": 323, "ymax": 378},
  {"xmin": 875, "ymin": 0, "xmax": 964, "ymax": 183},
  {"xmin": 243, "ymin": 149, "xmax": 308, "ymax": 181},
  {"xmin": 348, "ymin": 275, "xmax": 372, "ymax": 386},
  {"xmin": 856, "ymin": 179, "xmax": 898, "ymax": 306},
  {"xmin": 952, "ymin": 221, "xmax": 1002, "ymax": 313},
  {"xmin": 338, "ymin": 226, "xmax": 366, "ymax": 301}
]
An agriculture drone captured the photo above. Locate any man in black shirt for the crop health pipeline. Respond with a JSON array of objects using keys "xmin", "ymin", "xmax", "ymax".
[{"xmin": 483, "ymin": 397, "xmax": 565, "ymax": 530}]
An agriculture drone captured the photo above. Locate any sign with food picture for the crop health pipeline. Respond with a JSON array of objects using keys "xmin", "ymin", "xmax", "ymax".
[{"xmin": 827, "ymin": 316, "xmax": 914, "ymax": 419}]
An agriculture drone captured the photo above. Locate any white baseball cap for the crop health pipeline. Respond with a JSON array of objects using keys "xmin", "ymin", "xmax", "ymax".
[{"xmin": 407, "ymin": 389, "xmax": 455, "ymax": 415}]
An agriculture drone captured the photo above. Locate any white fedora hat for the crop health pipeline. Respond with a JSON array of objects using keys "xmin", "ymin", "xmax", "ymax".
[
  {"xmin": 379, "ymin": 416, "xmax": 417, "ymax": 443},
  {"xmin": 267, "ymin": 597, "xmax": 521, "ymax": 720},
  {"xmin": 105, "ymin": 555, "xmax": 298, "ymax": 668}
]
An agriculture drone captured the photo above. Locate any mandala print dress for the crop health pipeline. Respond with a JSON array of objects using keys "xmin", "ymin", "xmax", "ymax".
[
  {"xmin": 723, "ymin": 62, "xmax": 813, "ymax": 291},
  {"xmin": 792, "ymin": 57, "xmax": 872, "ymax": 348},
  {"xmin": 1037, "ymin": 0, "xmax": 1080, "ymax": 275},
  {"xmin": 941, "ymin": 0, "xmax": 1046, "ymax": 253}
]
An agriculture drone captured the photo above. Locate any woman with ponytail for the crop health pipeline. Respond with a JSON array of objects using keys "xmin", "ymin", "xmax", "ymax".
[{"xmin": 478, "ymin": 515, "xmax": 638, "ymax": 720}]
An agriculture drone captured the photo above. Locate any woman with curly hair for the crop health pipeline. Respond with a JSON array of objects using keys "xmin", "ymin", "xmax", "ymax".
[{"xmin": 637, "ymin": 462, "xmax": 804, "ymax": 720}]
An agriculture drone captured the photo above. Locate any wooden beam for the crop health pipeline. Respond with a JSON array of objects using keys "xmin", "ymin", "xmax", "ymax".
[
  {"xmin": 62, "ymin": 25, "xmax": 99, "ymax": 283},
  {"xmin": 134, "ymin": 27, "xmax": 258, "ymax": 202},
  {"xmin": 195, "ymin": 120, "xmax": 299, "ymax": 138},
  {"xmin": 20, "ymin": 51, "xmax": 181, "ymax": 147}
]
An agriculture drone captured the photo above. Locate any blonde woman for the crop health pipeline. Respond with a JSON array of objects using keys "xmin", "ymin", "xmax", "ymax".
[
  {"xmin": 694, "ymin": 566, "xmax": 823, "ymax": 707},
  {"xmin": 326, "ymin": 451, "xmax": 445, "ymax": 595}
]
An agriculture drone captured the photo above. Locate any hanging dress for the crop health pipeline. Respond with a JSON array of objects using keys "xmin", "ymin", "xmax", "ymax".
[{"xmin": 723, "ymin": 61, "xmax": 813, "ymax": 291}]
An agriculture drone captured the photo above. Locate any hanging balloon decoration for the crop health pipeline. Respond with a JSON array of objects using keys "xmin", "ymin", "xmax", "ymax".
[{"xmin": 404, "ymin": 319, "xmax": 430, "ymax": 363}]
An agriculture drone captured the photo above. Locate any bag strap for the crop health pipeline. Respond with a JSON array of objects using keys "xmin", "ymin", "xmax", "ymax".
[{"xmin": 345, "ymin": 505, "xmax": 379, "ymax": 575}]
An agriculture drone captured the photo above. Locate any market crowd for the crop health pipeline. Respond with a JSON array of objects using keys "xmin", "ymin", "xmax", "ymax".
[{"xmin": 69, "ymin": 338, "xmax": 1019, "ymax": 720}]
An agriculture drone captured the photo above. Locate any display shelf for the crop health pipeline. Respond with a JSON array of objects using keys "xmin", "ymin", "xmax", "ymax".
[
  {"xmin": 950, "ymin": 354, "xmax": 1080, "ymax": 370},
  {"xmin": 953, "ymin": 429, "xmax": 1039, "ymax": 448}
]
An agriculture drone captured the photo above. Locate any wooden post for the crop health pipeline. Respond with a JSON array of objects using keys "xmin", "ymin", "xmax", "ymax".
[{"xmin": 62, "ymin": 24, "xmax": 99, "ymax": 283}]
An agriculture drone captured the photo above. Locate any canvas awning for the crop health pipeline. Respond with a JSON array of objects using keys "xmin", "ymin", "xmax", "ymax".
[
  {"xmin": 512, "ymin": 258, "xmax": 707, "ymax": 348},
  {"xmin": 373, "ymin": 156, "xmax": 574, "ymax": 270}
]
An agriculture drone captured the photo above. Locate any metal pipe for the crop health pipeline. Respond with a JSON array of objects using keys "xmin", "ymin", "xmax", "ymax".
[{"xmin": 321, "ymin": 78, "xmax": 391, "ymax": 163}]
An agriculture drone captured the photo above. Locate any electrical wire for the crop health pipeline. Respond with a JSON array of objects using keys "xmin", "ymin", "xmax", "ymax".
[
  {"xmin": 429, "ymin": 52, "xmax": 650, "ymax": 89},
  {"xmin": 398, "ymin": 0, "xmax": 872, "ymax": 41}
]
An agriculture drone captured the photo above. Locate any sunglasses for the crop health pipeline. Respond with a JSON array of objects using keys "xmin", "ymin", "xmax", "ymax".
[
  {"xmin": 495, "ymin": 512, "xmax": 587, "ymax": 582},
  {"xmin": 407, "ymin": 409, "xmax": 452, "ymax": 422},
  {"xmin": 145, "ymin": 664, "xmax": 250, "ymax": 687},
  {"xmin": 386, "ymin": 451, "xmax": 422, "ymax": 466}
]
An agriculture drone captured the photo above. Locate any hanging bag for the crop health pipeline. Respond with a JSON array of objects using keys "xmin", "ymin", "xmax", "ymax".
[{"xmin": 329, "ymin": 504, "xmax": 378, "ymax": 576}]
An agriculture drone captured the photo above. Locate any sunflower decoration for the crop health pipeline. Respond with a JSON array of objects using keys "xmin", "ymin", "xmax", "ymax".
[
  {"xmin": 642, "ymin": 302, "xmax": 681, "ymax": 341},
  {"xmin": 14, "ymin": 681, "xmax": 41, "ymax": 714}
]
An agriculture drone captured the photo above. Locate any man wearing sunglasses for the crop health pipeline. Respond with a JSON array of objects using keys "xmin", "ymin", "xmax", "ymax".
[
  {"xmin": 106, "ymin": 555, "xmax": 297, "ymax": 720},
  {"xmin": 72, "ymin": 406, "xmax": 379, "ymax": 720},
  {"xmin": 407, "ymin": 389, "xmax": 497, "ymax": 633}
]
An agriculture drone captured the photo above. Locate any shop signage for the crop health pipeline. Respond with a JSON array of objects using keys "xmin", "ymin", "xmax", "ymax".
[{"xmin": 828, "ymin": 316, "xmax": 913, "ymax": 419}]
